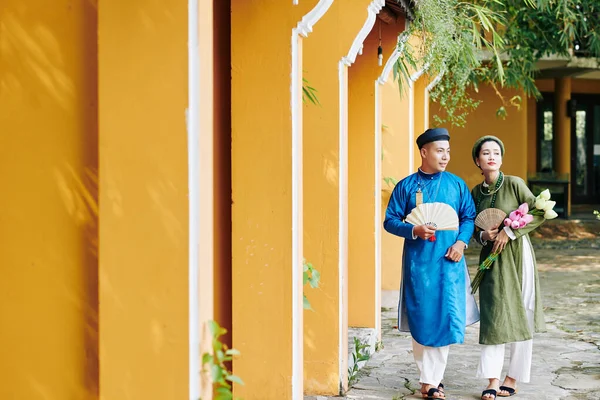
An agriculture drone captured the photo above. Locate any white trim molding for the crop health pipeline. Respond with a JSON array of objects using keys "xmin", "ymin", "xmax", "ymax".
[
  {"xmin": 188, "ymin": 0, "xmax": 201, "ymax": 399},
  {"xmin": 341, "ymin": 0, "xmax": 385, "ymax": 67},
  {"xmin": 338, "ymin": 0, "xmax": 384, "ymax": 392},
  {"xmin": 291, "ymin": 1, "xmax": 333, "ymax": 399},
  {"xmin": 296, "ymin": 0, "xmax": 334, "ymax": 37}
]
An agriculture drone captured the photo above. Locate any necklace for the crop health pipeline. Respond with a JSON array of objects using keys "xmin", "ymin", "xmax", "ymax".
[
  {"xmin": 476, "ymin": 172, "xmax": 503, "ymax": 214},
  {"xmin": 417, "ymin": 171, "xmax": 443, "ymax": 203}
]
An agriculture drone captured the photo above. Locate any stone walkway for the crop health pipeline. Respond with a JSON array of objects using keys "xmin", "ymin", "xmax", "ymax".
[{"xmin": 307, "ymin": 244, "xmax": 600, "ymax": 400}]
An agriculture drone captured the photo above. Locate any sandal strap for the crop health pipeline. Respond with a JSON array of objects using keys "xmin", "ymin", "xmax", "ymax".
[
  {"xmin": 499, "ymin": 385, "xmax": 516, "ymax": 394},
  {"xmin": 427, "ymin": 387, "xmax": 445, "ymax": 399},
  {"xmin": 481, "ymin": 389, "xmax": 497, "ymax": 399}
]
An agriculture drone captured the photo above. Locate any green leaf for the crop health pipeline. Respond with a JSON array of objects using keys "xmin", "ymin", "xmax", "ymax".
[
  {"xmin": 303, "ymin": 294, "xmax": 313, "ymax": 310},
  {"xmin": 226, "ymin": 374, "xmax": 245, "ymax": 385},
  {"xmin": 202, "ymin": 353, "xmax": 213, "ymax": 365},
  {"xmin": 308, "ymin": 269, "xmax": 320, "ymax": 288},
  {"xmin": 211, "ymin": 364, "xmax": 222, "ymax": 382},
  {"xmin": 225, "ymin": 348, "xmax": 241, "ymax": 356}
]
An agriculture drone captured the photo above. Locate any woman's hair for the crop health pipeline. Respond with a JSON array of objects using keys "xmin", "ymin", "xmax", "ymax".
[{"xmin": 472, "ymin": 135, "xmax": 505, "ymax": 166}]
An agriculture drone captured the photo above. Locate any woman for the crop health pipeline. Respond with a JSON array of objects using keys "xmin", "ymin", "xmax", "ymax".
[{"xmin": 470, "ymin": 136, "xmax": 546, "ymax": 400}]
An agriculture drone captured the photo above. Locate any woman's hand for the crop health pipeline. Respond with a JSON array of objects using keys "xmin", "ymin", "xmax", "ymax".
[
  {"xmin": 492, "ymin": 229, "xmax": 510, "ymax": 253},
  {"xmin": 482, "ymin": 226, "xmax": 500, "ymax": 242}
]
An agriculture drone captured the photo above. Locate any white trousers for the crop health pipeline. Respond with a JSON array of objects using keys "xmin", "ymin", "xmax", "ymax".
[
  {"xmin": 412, "ymin": 340, "xmax": 449, "ymax": 386},
  {"xmin": 477, "ymin": 236, "xmax": 535, "ymax": 383}
]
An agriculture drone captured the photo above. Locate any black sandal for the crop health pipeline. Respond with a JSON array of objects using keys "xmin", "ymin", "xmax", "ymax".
[
  {"xmin": 498, "ymin": 385, "xmax": 517, "ymax": 397},
  {"xmin": 427, "ymin": 387, "xmax": 446, "ymax": 400},
  {"xmin": 481, "ymin": 388, "xmax": 497, "ymax": 400}
]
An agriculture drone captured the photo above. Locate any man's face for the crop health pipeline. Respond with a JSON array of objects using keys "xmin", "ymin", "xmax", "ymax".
[{"xmin": 420, "ymin": 140, "xmax": 450, "ymax": 173}]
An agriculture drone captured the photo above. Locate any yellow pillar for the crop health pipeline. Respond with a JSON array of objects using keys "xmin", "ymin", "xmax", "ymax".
[
  {"xmin": 0, "ymin": 2, "xmax": 98, "ymax": 398},
  {"xmin": 303, "ymin": 1, "xmax": 376, "ymax": 394},
  {"xmin": 527, "ymin": 97, "xmax": 537, "ymax": 175},
  {"xmin": 230, "ymin": 1, "xmax": 309, "ymax": 398},
  {"xmin": 554, "ymin": 77, "xmax": 571, "ymax": 216},
  {"xmin": 348, "ymin": 19, "xmax": 403, "ymax": 328},
  {"xmin": 380, "ymin": 66, "xmax": 410, "ymax": 291},
  {"xmin": 98, "ymin": 1, "xmax": 189, "ymax": 398}
]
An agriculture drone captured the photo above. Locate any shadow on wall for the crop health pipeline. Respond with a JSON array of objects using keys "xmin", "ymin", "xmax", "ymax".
[{"xmin": 1, "ymin": 1, "xmax": 99, "ymax": 397}]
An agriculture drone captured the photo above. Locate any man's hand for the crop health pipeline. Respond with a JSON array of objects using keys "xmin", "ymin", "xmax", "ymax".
[
  {"xmin": 445, "ymin": 241, "xmax": 466, "ymax": 262},
  {"xmin": 492, "ymin": 229, "xmax": 510, "ymax": 253},
  {"xmin": 414, "ymin": 224, "xmax": 437, "ymax": 240}
]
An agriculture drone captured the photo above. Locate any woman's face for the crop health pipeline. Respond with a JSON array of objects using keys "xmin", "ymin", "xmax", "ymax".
[{"xmin": 477, "ymin": 140, "xmax": 502, "ymax": 173}]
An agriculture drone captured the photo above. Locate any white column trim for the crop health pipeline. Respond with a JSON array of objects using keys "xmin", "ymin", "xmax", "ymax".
[
  {"xmin": 373, "ymin": 80, "xmax": 382, "ymax": 340},
  {"xmin": 188, "ymin": 0, "xmax": 201, "ymax": 399},
  {"xmin": 291, "ymin": 1, "xmax": 333, "ymax": 399},
  {"xmin": 339, "ymin": 0, "xmax": 384, "ymax": 392}
]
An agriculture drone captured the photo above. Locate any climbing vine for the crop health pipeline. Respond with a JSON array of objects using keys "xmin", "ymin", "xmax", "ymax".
[
  {"xmin": 303, "ymin": 259, "xmax": 321, "ymax": 310},
  {"xmin": 394, "ymin": 0, "xmax": 600, "ymax": 127},
  {"xmin": 201, "ymin": 320, "xmax": 244, "ymax": 400}
]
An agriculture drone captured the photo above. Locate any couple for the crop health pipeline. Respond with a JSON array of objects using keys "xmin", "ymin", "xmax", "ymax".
[{"xmin": 383, "ymin": 128, "xmax": 546, "ymax": 400}]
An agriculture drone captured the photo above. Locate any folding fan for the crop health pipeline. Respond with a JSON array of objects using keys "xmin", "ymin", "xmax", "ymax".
[
  {"xmin": 405, "ymin": 202, "xmax": 458, "ymax": 230},
  {"xmin": 474, "ymin": 208, "xmax": 507, "ymax": 230}
]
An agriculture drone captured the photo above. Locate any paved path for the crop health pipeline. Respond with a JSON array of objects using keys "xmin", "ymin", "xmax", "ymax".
[{"xmin": 307, "ymin": 246, "xmax": 600, "ymax": 400}]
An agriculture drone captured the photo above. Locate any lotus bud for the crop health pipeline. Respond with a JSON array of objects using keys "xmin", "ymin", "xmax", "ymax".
[
  {"xmin": 509, "ymin": 210, "xmax": 521, "ymax": 221},
  {"xmin": 511, "ymin": 219, "xmax": 520, "ymax": 229},
  {"xmin": 543, "ymin": 200, "xmax": 556, "ymax": 211},
  {"xmin": 539, "ymin": 189, "xmax": 551, "ymax": 200},
  {"xmin": 544, "ymin": 209, "xmax": 558, "ymax": 219},
  {"xmin": 517, "ymin": 203, "xmax": 529, "ymax": 215},
  {"xmin": 522, "ymin": 214, "xmax": 534, "ymax": 224},
  {"xmin": 535, "ymin": 198, "xmax": 546, "ymax": 210},
  {"xmin": 504, "ymin": 218, "xmax": 512, "ymax": 226}
]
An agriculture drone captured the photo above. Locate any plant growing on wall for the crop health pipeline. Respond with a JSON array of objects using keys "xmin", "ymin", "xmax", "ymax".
[
  {"xmin": 302, "ymin": 77, "xmax": 320, "ymax": 106},
  {"xmin": 348, "ymin": 337, "xmax": 372, "ymax": 387},
  {"xmin": 394, "ymin": 0, "xmax": 600, "ymax": 127},
  {"xmin": 202, "ymin": 320, "xmax": 244, "ymax": 400},
  {"xmin": 303, "ymin": 259, "xmax": 321, "ymax": 310}
]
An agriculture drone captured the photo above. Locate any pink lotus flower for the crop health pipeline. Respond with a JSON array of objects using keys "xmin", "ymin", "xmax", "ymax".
[
  {"xmin": 509, "ymin": 210, "xmax": 522, "ymax": 221},
  {"xmin": 521, "ymin": 214, "xmax": 534, "ymax": 224},
  {"xmin": 518, "ymin": 203, "xmax": 529, "ymax": 215}
]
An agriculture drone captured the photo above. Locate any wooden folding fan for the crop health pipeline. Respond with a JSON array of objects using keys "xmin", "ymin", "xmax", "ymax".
[
  {"xmin": 405, "ymin": 202, "xmax": 459, "ymax": 230},
  {"xmin": 474, "ymin": 208, "xmax": 507, "ymax": 230}
]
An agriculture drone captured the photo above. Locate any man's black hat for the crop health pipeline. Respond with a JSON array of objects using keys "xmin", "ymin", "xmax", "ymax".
[{"xmin": 416, "ymin": 127, "xmax": 450, "ymax": 149}]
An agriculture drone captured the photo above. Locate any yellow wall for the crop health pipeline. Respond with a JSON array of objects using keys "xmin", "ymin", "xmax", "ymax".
[
  {"xmin": 348, "ymin": 20, "xmax": 403, "ymax": 328},
  {"xmin": 381, "ymin": 73, "xmax": 410, "ymax": 290},
  {"xmin": 0, "ymin": 2, "xmax": 98, "ymax": 398},
  {"xmin": 430, "ymin": 85, "xmax": 529, "ymax": 189},
  {"xmin": 98, "ymin": 1, "xmax": 189, "ymax": 398}
]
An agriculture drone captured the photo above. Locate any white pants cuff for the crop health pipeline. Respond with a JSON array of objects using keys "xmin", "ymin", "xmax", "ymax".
[{"xmin": 412, "ymin": 340, "xmax": 449, "ymax": 386}]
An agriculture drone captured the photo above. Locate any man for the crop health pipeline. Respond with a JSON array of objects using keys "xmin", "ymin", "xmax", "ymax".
[{"xmin": 383, "ymin": 127, "xmax": 478, "ymax": 400}]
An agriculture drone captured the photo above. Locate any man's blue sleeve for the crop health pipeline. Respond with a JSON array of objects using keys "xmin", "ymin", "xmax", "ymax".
[
  {"xmin": 457, "ymin": 180, "xmax": 476, "ymax": 244},
  {"xmin": 383, "ymin": 182, "xmax": 415, "ymax": 240}
]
